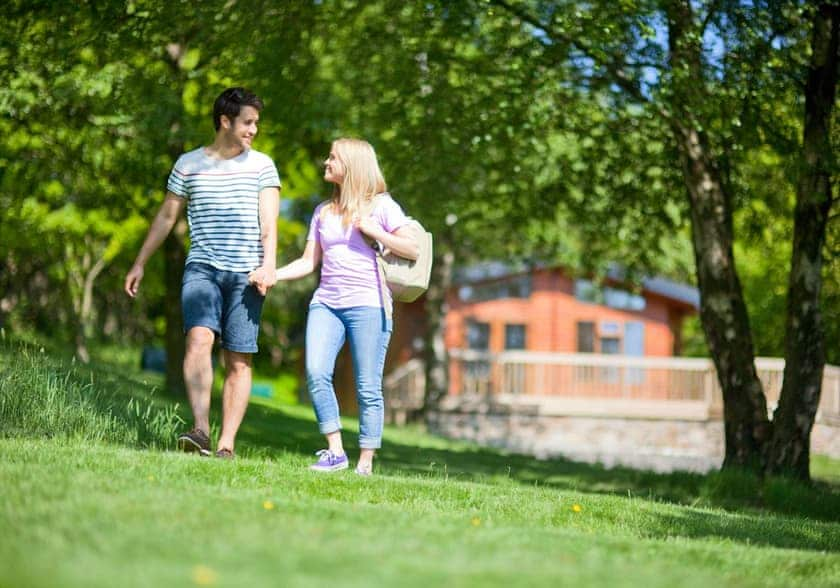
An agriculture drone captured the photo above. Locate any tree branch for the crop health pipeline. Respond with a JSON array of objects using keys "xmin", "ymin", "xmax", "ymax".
[
  {"xmin": 625, "ymin": 59, "xmax": 665, "ymax": 70},
  {"xmin": 489, "ymin": 0, "xmax": 674, "ymax": 122},
  {"xmin": 700, "ymin": 0, "xmax": 726, "ymax": 33}
]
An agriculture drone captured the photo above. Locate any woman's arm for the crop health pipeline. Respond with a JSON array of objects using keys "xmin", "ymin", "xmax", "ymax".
[
  {"xmin": 277, "ymin": 239, "xmax": 322, "ymax": 279},
  {"xmin": 355, "ymin": 219, "xmax": 420, "ymax": 261},
  {"xmin": 249, "ymin": 239, "xmax": 322, "ymax": 288}
]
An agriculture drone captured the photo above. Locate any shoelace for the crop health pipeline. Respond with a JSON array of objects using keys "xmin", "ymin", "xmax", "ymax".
[{"xmin": 315, "ymin": 449, "xmax": 338, "ymax": 463}]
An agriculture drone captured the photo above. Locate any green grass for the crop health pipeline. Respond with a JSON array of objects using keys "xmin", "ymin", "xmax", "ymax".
[{"xmin": 2, "ymin": 339, "xmax": 840, "ymax": 587}]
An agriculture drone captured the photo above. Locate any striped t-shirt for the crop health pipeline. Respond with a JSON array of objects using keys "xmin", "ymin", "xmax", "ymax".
[{"xmin": 166, "ymin": 147, "xmax": 281, "ymax": 272}]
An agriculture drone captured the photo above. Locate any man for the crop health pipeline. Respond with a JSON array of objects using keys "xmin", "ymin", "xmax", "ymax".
[{"xmin": 125, "ymin": 87, "xmax": 280, "ymax": 458}]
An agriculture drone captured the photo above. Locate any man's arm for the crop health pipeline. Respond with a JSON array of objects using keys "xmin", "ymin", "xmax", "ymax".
[
  {"xmin": 124, "ymin": 192, "xmax": 186, "ymax": 298},
  {"xmin": 250, "ymin": 186, "xmax": 281, "ymax": 296}
]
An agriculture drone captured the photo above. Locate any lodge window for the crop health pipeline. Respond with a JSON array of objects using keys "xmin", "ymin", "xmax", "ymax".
[
  {"xmin": 466, "ymin": 320, "xmax": 490, "ymax": 350},
  {"xmin": 576, "ymin": 320, "xmax": 646, "ymax": 383},
  {"xmin": 604, "ymin": 287, "xmax": 646, "ymax": 311},
  {"xmin": 577, "ymin": 321, "xmax": 595, "ymax": 353},
  {"xmin": 504, "ymin": 324, "xmax": 526, "ymax": 350},
  {"xmin": 465, "ymin": 320, "xmax": 490, "ymax": 382},
  {"xmin": 458, "ymin": 275, "xmax": 532, "ymax": 303},
  {"xmin": 624, "ymin": 321, "xmax": 645, "ymax": 384},
  {"xmin": 599, "ymin": 321, "xmax": 621, "ymax": 339},
  {"xmin": 624, "ymin": 322, "xmax": 644, "ymax": 356},
  {"xmin": 574, "ymin": 279, "xmax": 646, "ymax": 311},
  {"xmin": 575, "ymin": 320, "xmax": 646, "ymax": 355},
  {"xmin": 600, "ymin": 337, "xmax": 621, "ymax": 354}
]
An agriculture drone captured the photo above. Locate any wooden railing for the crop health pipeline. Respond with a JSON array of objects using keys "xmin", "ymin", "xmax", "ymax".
[
  {"xmin": 382, "ymin": 358, "xmax": 425, "ymax": 424},
  {"xmin": 436, "ymin": 349, "xmax": 840, "ymax": 423}
]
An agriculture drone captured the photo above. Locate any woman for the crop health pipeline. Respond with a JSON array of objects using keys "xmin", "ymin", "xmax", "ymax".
[{"xmin": 256, "ymin": 138, "xmax": 418, "ymax": 475}]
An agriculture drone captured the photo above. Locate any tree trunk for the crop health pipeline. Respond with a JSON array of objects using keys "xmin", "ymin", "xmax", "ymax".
[
  {"xmin": 0, "ymin": 254, "xmax": 16, "ymax": 330},
  {"xmin": 163, "ymin": 42, "xmax": 189, "ymax": 396},
  {"xmin": 666, "ymin": 0, "xmax": 770, "ymax": 470},
  {"xmin": 678, "ymin": 125, "xmax": 771, "ymax": 469},
  {"xmin": 73, "ymin": 248, "xmax": 107, "ymax": 364},
  {"xmin": 422, "ymin": 240, "xmax": 455, "ymax": 414},
  {"xmin": 767, "ymin": 4, "xmax": 839, "ymax": 480},
  {"xmin": 80, "ymin": 256, "xmax": 106, "ymax": 330},
  {"xmin": 163, "ymin": 229, "xmax": 186, "ymax": 395}
]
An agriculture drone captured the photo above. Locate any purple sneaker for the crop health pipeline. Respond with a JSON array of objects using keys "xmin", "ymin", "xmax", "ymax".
[{"xmin": 310, "ymin": 449, "xmax": 349, "ymax": 472}]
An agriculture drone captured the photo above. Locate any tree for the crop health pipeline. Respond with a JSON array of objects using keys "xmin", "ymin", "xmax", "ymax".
[
  {"xmin": 480, "ymin": 0, "xmax": 837, "ymax": 478},
  {"xmin": 767, "ymin": 3, "xmax": 839, "ymax": 477},
  {"xmin": 0, "ymin": 1, "xmax": 323, "ymax": 389}
]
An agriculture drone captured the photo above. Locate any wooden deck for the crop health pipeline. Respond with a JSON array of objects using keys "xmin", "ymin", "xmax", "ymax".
[{"xmin": 384, "ymin": 350, "xmax": 840, "ymax": 424}]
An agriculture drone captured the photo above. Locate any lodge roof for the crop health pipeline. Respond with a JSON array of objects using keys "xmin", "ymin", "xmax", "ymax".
[{"xmin": 454, "ymin": 261, "xmax": 700, "ymax": 309}]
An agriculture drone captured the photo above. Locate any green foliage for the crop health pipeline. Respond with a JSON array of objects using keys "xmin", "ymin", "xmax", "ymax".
[
  {"xmin": 0, "ymin": 0, "xmax": 836, "ymax": 376},
  {"xmin": 0, "ymin": 1, "xmax": 325, "ymax": 367}
]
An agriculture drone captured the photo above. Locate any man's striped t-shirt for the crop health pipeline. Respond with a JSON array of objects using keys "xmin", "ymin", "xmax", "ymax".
[{"xmin": 166, "ymin": 147, "xmax": 281, "ymax": 272}]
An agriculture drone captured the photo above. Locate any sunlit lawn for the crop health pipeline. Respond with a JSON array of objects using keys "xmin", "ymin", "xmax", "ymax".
[{"xmin": 2, "ymin": 340, "xmax": 840, "ymax": 587}]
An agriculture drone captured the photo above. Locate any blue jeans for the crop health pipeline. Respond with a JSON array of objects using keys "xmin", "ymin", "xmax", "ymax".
[{"xmin": 305, "ymin": 304, "xmax": 392, "ymax": 449}]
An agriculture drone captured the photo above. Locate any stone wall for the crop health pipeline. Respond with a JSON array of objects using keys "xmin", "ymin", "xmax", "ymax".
[
  {"xmin": 812, "ymin": 423, "xmax": 840, "ymax": 458},
  {"xmin": 428, "ymin": 400, "xmax": 840, "ymax": 473}
]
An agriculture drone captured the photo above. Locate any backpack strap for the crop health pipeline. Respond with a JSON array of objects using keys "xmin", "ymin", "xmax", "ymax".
[
  {"xmin": 358, "ymin": 193, "xmax": 392, "ymax": 317},
  {"xmin": 359, "ymin": 193, "xmax": 388, "ymax": 252}
]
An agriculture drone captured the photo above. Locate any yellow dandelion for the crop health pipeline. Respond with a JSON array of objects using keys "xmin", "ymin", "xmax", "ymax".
[
  {"xmin": 471, "ymin": 517, "xmax": 481, "ymax": 527},
  {"xmin": 147, "ymin": 475, "xmax": 155, "ymax": 481},
  {"xmin": 572, "ymin": 504, "xmax": 582, "ymax": 513},
  {"xmin": 263, "ymin": 500, "xmax": 275, "ymax": 510},
  {"xmin": 191, "ymin": 565, "xmax": 217, "ymax": 586}
]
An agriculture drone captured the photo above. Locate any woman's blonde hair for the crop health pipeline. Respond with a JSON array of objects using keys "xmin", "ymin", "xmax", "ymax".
[{"xmin": 327, "ymin": 138, "xmax": 387, "ymax": 227}]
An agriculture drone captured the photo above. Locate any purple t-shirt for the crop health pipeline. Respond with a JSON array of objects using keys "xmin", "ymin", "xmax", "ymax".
[{"xmin": 307, "ymin": 193, "xmax": 410, "ymax": 311}]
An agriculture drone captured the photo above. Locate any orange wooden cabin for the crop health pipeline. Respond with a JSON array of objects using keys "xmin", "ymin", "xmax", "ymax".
[
  {"xmin": 329, "ymin": 263, "xmax": 698, "ymax": 412},
  {"xmin": 445, "ymin": 263, "xmax": 698, "ymax": 357}
]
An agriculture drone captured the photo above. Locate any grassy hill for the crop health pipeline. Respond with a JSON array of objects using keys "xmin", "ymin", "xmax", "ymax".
[{"xmin": 2, "ymin": 338, "xmax": 840, "ymax": 587}]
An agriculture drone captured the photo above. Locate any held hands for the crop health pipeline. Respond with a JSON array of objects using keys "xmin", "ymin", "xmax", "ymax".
[{"xmin": 247, "ymin": 265, "xmax": 278, "ymax": 296}]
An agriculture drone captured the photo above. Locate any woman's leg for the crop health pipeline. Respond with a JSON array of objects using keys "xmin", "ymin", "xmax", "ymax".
[
  {"xmin": 345, "ymin": 306, "xmax": 392, "ymax": 470},
  {"xmin": 305, "ymin": 304, "xmax": 347, "ymax": 456}
]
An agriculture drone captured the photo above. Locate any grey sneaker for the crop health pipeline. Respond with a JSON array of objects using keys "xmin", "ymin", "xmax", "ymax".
[
  {"xmin": 214, "ymin": 448, "xmax": 235, "ymax": 459},
  {"xmin": 309, "ymin": 449, "xmax": 349, "ymax": 472},
  {"xmin": 177, "ymin": 428, "xmax": 211, "ymax": 456}
]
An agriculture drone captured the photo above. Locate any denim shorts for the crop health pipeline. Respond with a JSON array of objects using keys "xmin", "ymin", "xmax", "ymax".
[{"xmin": 181, "ymin": 262, "xmax": 265, "ymax": 353}]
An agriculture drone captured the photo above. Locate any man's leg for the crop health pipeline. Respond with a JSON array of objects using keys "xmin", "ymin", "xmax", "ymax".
[
  {"xmin": 179, "ymin": 263, "xmax": 222, "ymax": 454},
  {"xmin": 216, "ymin": 350, "xmax": 252, "ymax": 452},
  {"xmin": 183, "ymin": 326, "xmax": 215, "ymax": 435},
  {"xmin": 215, "ymin": 270, "xmax": 265, "ymax": 455}
]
